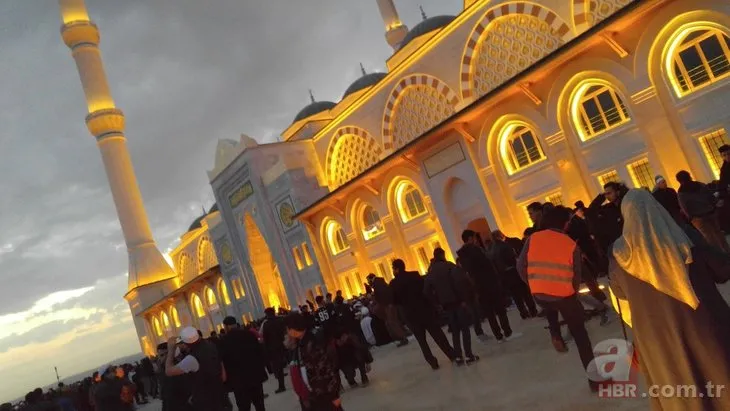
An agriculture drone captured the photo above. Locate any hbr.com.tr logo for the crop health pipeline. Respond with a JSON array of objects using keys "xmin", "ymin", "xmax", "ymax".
[{"xmin": 586, "ymin": 338, "xmax": 639, "ymax": 398}]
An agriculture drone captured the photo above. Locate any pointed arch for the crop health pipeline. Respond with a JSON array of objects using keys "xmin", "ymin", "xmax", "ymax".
[
  {"xmin": 382, "ymin": 74, "xmax": 459, "ymax": 151},
  {"xmin": 460, "ymin": 2, "xmax": 572, "ymax": 100},
  {"xmin": 177, "ymin": 252, "xmax": 196, "ymax": 282},
  {"xmin": 326, "ymin": 126, "xmax": 383, "ymax": 188},
  {"xmin": 197, "ymin": 236, "xmax": 217, "ymax": 274}
]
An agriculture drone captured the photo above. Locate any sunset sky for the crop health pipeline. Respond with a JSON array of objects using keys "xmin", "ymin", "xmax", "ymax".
[{"xmin": 0, "ymin": 0, "xmax": 461, "ymax": 403}]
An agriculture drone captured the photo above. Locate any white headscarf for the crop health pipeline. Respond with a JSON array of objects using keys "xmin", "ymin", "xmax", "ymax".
[{"xmin": 612, "ymin": 189, "xmax": 699, "ymax": 309}]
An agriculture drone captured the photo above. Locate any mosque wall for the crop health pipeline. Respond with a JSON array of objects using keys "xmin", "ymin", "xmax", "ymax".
[{"xmin": 299, "ymin": 0, "xmax": 730, "ymax": 289}]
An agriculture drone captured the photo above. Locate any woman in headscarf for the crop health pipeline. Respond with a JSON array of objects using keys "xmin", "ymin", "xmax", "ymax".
[{"xmin": 609, "ymin": 189, "xmax": 730, "ymax": 411}]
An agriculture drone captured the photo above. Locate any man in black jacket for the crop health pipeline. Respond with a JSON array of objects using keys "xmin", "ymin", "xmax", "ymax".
[
  {"xmin": 457, "ymin": 229, "xmax": 513, "ymax": 342},
  {"xmin": 220, "ymin": 317, "xmax": 268, "ymax": 411},
  {"xmin": 261, "ymin": 308, "xmax": 287, "ymax": 394},
  {"xmin": 390, "ymin": 259, "xmax": 455, "ymax": 369},
  {"xmin": 491, "ymin": 231, "xmax": 537, "ymax": 319}
]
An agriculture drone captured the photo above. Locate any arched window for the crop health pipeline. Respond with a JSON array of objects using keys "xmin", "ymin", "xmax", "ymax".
[
  {"xmin": 395, "ymin": 182, "xmax": 427, "ymax": 223},
  {"xmin": 572, "ymin": 83, "xmax": 630, "ymax": 140},
  {"xmin": 325, "ymin": 221, "xmax": 349, "ymax": 255},
  {"xmin": 669, "ymin": 28, "xmax": 730, "ymax": 96},
  {"xmin": 218, "ymin": 279, "xmax": 231, "ymax": 306},
  {"xmin": 160, "ymin": 312, "xmax": 171, "ymax": 331},
  {"xmin": 191, "ymin": 294, "xmax": 206, "ymax": 318},
  {"xmin": 361, "ymin": 206, "xmax": 384, "ymax": 240},
  {"xmin": 205, "ymin": 287, "xmax": 217, "ymax": 307},
  {"xmin": 499, "ymin": 123, "xmax": 545, "ymax": 174},
  {"xmin": 152, "ymin": 317, "xmax": 162, "ymax": 336},
  {"xmin": 170, "ymin": 306, "xmax": 181, "ymax": 328}
]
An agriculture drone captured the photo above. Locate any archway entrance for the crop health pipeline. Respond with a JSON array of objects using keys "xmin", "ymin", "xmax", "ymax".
[{"xmin": 243, "ymin": 213, "xmax": 290, "ymax": 310}]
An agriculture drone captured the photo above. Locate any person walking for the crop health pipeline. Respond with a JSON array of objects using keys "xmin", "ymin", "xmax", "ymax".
[
  {"xmin": 220, "ymin": 317, "xmax": 268, "ymax": 411},
  {"xmin": 517, "ymin": 206, "xmax": 599, "ymax": 392},
  {"xmin": 457, "ymin": 229, "xmax": 513, "ymax": 342},
  {"xmin": 609, "ymin": 189, "xmax": 730, "ymax": 410},
  {"xmin": 260, "ymin": 308, "xmax": 287, "ymax": 394},
  {"xmin": 285, "ymin": 313, "xmax": 343, "ymax": 411},
  {"xmin": 491, "ymin": 231, "xmax": 538, "ymax": 319},
  {"xmin": 390, "ymin": 258, "xmax": 455, "ymax": 369},
  {"xmin": 676, "ymin": 170, "xmax": 730, "ymax": 253},
  {"xmin": 165, "ymin": 327, "xmax": 225, "ymax": 411},
  {"xmin": 424, "ymin": 248, "xmax": 479, "ymax": 365},
  {"xmin": 366, "ymin": 274, "xmax": 409, "ymax": 347}
]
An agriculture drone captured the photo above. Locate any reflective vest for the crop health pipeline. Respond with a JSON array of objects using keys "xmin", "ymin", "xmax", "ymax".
[{"xmin": 526, "ymin": 230, "xmax": 577, "ymax": 297}]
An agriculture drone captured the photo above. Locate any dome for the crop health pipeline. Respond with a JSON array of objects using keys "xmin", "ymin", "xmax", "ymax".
[
  {"xmin": 343, "ymin": 72, "xmax": 387, "ymax": 98},
  {"xmin": 293, "ymin": 101, "xmax": 336, "ymax": 123},
  {"xmin": 187, "ymin": 214, "xmax": 206, "ymax": 232},
  {"xmin": 400, "ymin": 15, "xmax": 456, "ymax": 49}
]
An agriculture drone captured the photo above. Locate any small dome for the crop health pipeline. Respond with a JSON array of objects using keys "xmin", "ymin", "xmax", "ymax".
[
  {"xmin": 400, "ymin": 15, "xmax": 456, "ymax": 49},
  {"xmin": 187, "ymin": 214, "xmax": 206, "ymax": 232},
  {"xmin": 343, "ymin": 72, "xmax": 387, "ymax": 98},
  {"xmin": 293, "ymin": 101, "xmax": 336, "ymax": 123}
]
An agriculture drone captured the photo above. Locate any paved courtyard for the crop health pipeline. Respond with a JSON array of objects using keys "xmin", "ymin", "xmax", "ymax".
[
  {"xmin": 139, "ymin": 310, "xmax": 655, "ymax": 410},
  {"xmin": 139, "ymin": 282, "xmax": 730, "ymax": 411}
]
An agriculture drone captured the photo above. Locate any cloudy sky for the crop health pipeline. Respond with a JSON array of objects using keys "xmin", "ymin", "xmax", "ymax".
[{"xmin": 0, "ymin": 0, "xmax": 462, "ymax": 403}]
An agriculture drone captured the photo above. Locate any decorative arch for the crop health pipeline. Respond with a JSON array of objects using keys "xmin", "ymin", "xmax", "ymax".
[
  {"xmin": 382, "ymin": 74, "xmax": 459, "ymax": 151},
  {"xmin": 204, "ymin": 286, "xmax": 217, "ymax": 307},
  {"xmin": 460, "ymin": 2, "xmax": 572, "ymax": 100},
  {"xmin": 169, "ymin": 305, "xmax": 181, "ymax": 328},
  {"xmin": 177, "ymin": 253, "xmax": 196, "ymax": 281},
  {"xmin": 572, "ymin": 0, "xmax": 634, "ymax": 33},
  {"xmin": 322, "ymin": 219, "xmax": 350, "ymax": 256},
  {"xmin": 160, "ymin": 311, "xmax": 171, "ymax": 331},
  {"xmin": 387, "ymin": 178, "xmax": 429, "ymax": 224},
  {"xmin": 326, "ymin": 126, "xmax": 383, "ymax": 188},
  {"xmin": 197, "ymin": 236, "xmax": 217, "ymax": 274}
]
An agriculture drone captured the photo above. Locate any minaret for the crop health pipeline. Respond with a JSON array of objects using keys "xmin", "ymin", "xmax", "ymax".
[
  {"xmin": 57, "ymin": 0, "xmax": 176, "ymax": 292},
  {"xmin": 376, "ymin": 0, "xmax": 409, "ymax": 50}
]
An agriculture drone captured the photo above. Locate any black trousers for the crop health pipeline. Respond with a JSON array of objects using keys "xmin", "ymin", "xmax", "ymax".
[
  {"xmin": 272, "ymin": 363, "xmax": 286, "ymax": 391},
  {"xmin": 445, "ymin": 305, "xmax": 473, "ymax": 358},
  {"xmin": 539, "ymin": 295, "xmax": 595, "ymax": 377},
  {"xmin": 507, "ymin": 276, "xmax": 538, "ymax": 318},
  {"xmin": 409, "ymin": 320, "xmax": 455, "ymax": 364},
  {"xmin": 480, "ymin": 293, "xmax": 512, "ymax": 340},
  {"xmin": 232, "ymin": 384, "xmax": 265, "ymax": 411},
  {"xmin": 304, "ymin": 398, "xmax": 344, "ymax": 411},
  {"xmin": 341, "ymin": 362, "xmax": 368, "ymax": 385}
]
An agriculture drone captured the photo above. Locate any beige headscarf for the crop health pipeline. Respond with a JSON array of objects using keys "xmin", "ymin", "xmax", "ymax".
[{"xmin": 612, "ymin": 189, "xmax": 699, "ymax": 309}]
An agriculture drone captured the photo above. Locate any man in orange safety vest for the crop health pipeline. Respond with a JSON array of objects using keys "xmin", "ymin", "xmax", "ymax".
[{"xmin": 517, "ymin": 206, "xmax": 601, "ymax": 393}]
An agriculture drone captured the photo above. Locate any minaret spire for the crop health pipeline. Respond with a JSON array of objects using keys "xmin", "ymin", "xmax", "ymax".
[
  {"xmin": 376, "ymin": 0, "xmax": 409, "ymax": 50},
  {"xmin": 57, "ymin": 0, "xmax": 177, "ymax": 353},
  {"xmin": 420, "ymin": 5, "xmax": 428, "ymax": 20},
  {"xmin": 308, "ymin": 89, "xmax": 316, "ymax": 103},
  {"xmin": 360, "ymin": 63, "xmax": 367, "ymax": 76}
]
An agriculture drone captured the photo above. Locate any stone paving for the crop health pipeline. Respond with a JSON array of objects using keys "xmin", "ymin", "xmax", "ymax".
[{"xmin": 139, "ymin": 283, "xmax": 730, "ymax": 411}]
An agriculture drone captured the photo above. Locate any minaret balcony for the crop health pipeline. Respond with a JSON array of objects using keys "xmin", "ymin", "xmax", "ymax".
[
  {"xmin": 86, "ymin": 108, "xmax": 125, "ymax": 138},
  {"xmin": 61, "ymin": 20, "xmax": 100, "ymax": 49}
]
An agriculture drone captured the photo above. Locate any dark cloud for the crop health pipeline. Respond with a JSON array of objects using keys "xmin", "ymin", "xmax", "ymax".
[{"xmin": 0, "ymin": 0, "xmax": 460, "ymax": 396}]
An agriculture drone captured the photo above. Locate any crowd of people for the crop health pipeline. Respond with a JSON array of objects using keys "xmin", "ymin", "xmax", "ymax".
[{"xmin": 7, "ymin": 147, "xmax": 730, "ymax": 411}]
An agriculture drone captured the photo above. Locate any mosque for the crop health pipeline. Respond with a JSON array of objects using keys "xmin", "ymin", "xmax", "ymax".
[{"xmin": 57, "ymin": 0, "xmax": 730, "ymax": 355}]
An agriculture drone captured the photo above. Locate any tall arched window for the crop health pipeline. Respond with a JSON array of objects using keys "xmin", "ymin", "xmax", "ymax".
[
  {"xmin": 205, "ymin": 287, "xmax": 217, "ymax": 307},
  {"xmin": 669, "ymin": 27, "xmax": 730, "ymax": 96},
  {"xmin": 170, "ymin": 306, "xmax": 181, "ymax": 328},
  {"xmin": 160, "ymin": 312, "xmax": 171, "ymax": 331},
  {"xmin": 361, "ymin": 205, "xmax": 384, "ymax": 240},
  {"xmin": 218, "ymin": 279, "xmax": 232, "ymax": 306},
  {"xmin": 326, "ymin": 221, "xmax": 349, "ymax": 255},
  {"xmin": 499, "ymin": 123, "xmax": 545, "ymax": 174},
  {"xmin": 395, "ymin": 182, "xmax": 427, "ymax": 223},
  {"xmin": 152, "ymin": 317, "xmax": 163, "ymax": 336},
  {"xmin": 572, "ymin": 83, "xmax": 630, "ymax": 140},
  {"xmin": 191, "ymin": 294, "xmax": 206, "ymax": 318}
]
